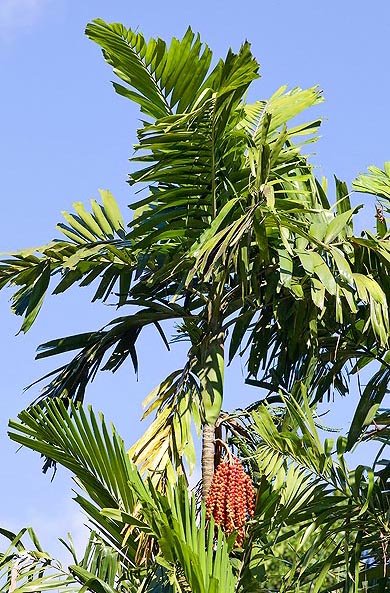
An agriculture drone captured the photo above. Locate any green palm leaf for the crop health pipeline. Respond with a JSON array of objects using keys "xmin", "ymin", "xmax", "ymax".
[
  {"xmin": 0, "ymin": 191, "xmax": 133, "ymax": 331},
  {"xmin": 128, "ymin": 367, "xmax": 201, "ymax": 485},
  {"xmin": 85, "ymin": 20, "xmax": 215, "ymax": 119},
  {"xmin": 8, "ymin": 401, "xmax": 237, "ymax": 593},
  {"xmin": 239, "ymin": 395, "xmax": 390, "ymax": 592},
  {"xmin": 0, "ymin": 527, "xmax": 78, "ymax": 592}
]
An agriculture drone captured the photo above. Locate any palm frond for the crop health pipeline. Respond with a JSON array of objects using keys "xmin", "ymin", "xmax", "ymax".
[
  {"xmin": 8, "ymin": 401, "xmax": 237, "ymax": 592},
  {"xmin": 239, "ymin": 395, "xmax": 390, "ymax": 592},
  {"xmin": 128, "ymin": 367, "xmax": 201, "ymax": 487},
  {"xmin": 27, "ymin": 303, "xmax": 189, "ymax": 405},
  {"xmin": 85, "ymin": 21, "xmax": 215, "ymax": 119},
  {"xmin": 0, "ymin": 191, "xmax": 132, "ymax": 332},
  {"xmin": 0, "ymin": 527, "xmax": 77, "ymax": 592}
]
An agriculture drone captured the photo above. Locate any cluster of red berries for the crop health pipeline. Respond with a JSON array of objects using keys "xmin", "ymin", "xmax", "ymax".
[{"xmin": 205, "ymin": 457, "xmax": 255, "ymax": 546}]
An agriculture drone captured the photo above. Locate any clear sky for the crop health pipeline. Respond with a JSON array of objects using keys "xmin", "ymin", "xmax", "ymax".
[{"xmin": 1, "ymin": 0, "xmax": 389, "ymax": 561}]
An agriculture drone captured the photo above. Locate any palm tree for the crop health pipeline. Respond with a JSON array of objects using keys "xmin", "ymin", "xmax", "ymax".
[
  {"xmin": 2, "ymin": 21, "xmax": 390, "ymax": 500},
  {"xmin": 3, "ymin": 20, "xmax": 390, "ymax": 592}
]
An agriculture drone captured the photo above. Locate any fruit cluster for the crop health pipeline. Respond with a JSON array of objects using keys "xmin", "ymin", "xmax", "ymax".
[{"xmin": 206, "ymin": 457, "xmax": 255, "ymax": 546}]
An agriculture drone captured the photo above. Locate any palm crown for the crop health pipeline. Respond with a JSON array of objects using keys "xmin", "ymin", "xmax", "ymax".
[{"xmin": 2, "ymin": 21, "xmax": 390, "ymax": 452}]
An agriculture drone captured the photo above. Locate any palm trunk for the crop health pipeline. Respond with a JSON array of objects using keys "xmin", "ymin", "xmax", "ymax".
[
  {"xmin": 198, "ymin": 328, "xmax": 224, "ymax": 500},
  {"xmin": 201, "ymin": 422, "xmax": 216, "ymax": 500}
]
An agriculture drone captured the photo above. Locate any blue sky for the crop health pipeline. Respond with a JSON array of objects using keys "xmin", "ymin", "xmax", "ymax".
[{"xmin": 1, "ymin": 0, "xmax": 390, "ymax": 561}]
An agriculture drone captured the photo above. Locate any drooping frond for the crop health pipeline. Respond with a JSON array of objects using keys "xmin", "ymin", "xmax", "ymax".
[{"xmin": 128, "ymin": 367, "xmax": 202, "ymax": 486}]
